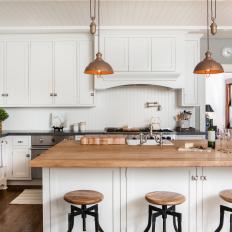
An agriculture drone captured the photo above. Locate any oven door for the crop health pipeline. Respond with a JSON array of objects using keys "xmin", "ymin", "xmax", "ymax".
[{"xmin": 31, "ymin": 146, "xmax": 51, "ymax": 179}]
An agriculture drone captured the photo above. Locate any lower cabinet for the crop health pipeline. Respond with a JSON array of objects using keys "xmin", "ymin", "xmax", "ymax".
[
  {"xmin": 124, "ymin": 168, "xmax": 197, "ymax": 232},
  {"xmin": 44, "ymin": 167, "xmax": 232, "ymax": 232},
  {"xmin": 124, "ymin": 168, "xmax": 232, "ymax": 232},
  {"xmin": 7, "ymin": 136, "xmax": 31, "ymax": 180},
  {"xmin": 199, "ymin": 167, "xmax": 232, "ymax": 232}
]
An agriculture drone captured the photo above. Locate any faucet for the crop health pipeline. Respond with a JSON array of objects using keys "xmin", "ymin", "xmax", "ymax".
[{"xmin": 139, "ymin": 133, "xmax": 147, "ymax": 145}]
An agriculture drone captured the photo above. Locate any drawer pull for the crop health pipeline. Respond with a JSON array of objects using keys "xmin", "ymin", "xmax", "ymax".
[
  {"xmin": 191, "ymin": 175, "xmax": 198, "ymax": 181},
  {"xmin": 18, "ymin": 141, "xmax": 23, "ymax": 143}
]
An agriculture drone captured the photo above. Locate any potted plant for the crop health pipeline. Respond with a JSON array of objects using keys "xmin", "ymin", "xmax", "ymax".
[{"xmin": 0, "ymin": 108, "xmax": 8, "ymax": 132}]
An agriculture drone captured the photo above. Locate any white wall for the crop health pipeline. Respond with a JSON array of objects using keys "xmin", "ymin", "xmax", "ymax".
[
  {"xmin": 3, "ymin": 85, "xmax": 194, "ymax": 131},
  {"xmin": 205, "ymin": 73, "xmax": 232, "ymax": 129}
]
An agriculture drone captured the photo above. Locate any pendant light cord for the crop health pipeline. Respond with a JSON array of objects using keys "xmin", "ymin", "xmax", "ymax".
[
  {"xmin": 98, "ymin": 0, "xmax": 100, "ymax": 53},
  {"xmin": 90, "ymin": 0, "xmax": 96, "ymax": 20},
  {"xmin": 207, "ymin": 0, "xmax": 210, "ymax": 51},
  {"xmin": 211, "ymin": 0, "xmax": 216, "ymax": 20}
]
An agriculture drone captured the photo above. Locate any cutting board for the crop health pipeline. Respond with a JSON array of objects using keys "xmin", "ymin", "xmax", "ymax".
[{"xmin": 80, "ymin": 135, "xmax": 126, "ymax": 145}]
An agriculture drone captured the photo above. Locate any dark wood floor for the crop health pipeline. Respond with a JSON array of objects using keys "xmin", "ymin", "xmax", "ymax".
[{"xmin": 0, "ymin": 188, "xmax": 42, "ymax": 232}]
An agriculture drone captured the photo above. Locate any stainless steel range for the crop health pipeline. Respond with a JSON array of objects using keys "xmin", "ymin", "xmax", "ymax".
[{"xmin": 31, "ymin": 135, "xmax": 74, "ymax": 179}]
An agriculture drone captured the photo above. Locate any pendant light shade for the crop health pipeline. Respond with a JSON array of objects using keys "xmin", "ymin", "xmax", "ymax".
[
  {"xmin": 84, "ymin": 0, "xmax": 114, "ymax": 76},
  {"xmin": 84, "ymin": 52, "xmax": 113, "ymax": 75},
  {"xmin": 194, "ymin": 51, "xmax": 224, "ymax": 74},
  {"xmin": 193, "ymin": 0, "xmax": 223, "ymax": 75}
]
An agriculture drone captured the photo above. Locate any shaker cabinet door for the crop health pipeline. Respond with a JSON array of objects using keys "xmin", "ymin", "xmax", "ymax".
[
  {"xmin": 5, "ymin": 41, "xmax": 29, "ymax": 105},
  {"xmin": 125, "ymin": 168, "xmax": 198, "ymax": 232},
  {"xmin": 104, "ymin": 37, "xmax": 128, "ymax": 72},
  {"xmin": 78, "ymin": 39, "xmax": 94, "ymax": 105},
  {"xmin": 183, "ymin": 40, "xmax": 199, "ymax": 106},
  {"xmin": 152, "ymin": 37, "xmax": 176, "ymax": 72},
  {"xmin": 129, "ymin": 38, "xmax": 151, "ymax": 71},
  {"xmin": 12, "ymin": 148, "xmax": 31, "ymax": 179},
  {"xmin": 54, "ymin": 41, "xmax": 77, "ymax": 105},
  {"xmin": 30, "ymin": 41, "xmax": 53, "ymax": 105},
  {"xmin": 0, "ymin": 42, "xmax": 4, "ymax": 105},
  {"xmin": 200, "ymin": 168, "xmax": 232, "ymax": 232}
]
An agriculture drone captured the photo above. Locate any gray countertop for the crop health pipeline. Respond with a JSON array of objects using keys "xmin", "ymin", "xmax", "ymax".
[{"xmin": 0, "ymin": 129, "xmax": 205, "ymax": 138}]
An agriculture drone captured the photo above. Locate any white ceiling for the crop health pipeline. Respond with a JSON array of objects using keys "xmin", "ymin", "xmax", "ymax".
[{"xmin": 0, "ymin": 1, "xmax": 230, "ymax": 28}]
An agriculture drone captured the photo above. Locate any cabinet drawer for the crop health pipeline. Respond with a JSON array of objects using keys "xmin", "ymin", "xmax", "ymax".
[{"xmin": 13, "ymin": 136, "xmax": 30, "ymax": 146}]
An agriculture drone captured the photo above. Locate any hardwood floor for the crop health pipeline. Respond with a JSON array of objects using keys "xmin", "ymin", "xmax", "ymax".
[{"xmin": 0, "ymin": 189, "xmax": 42, "ymax": 232}]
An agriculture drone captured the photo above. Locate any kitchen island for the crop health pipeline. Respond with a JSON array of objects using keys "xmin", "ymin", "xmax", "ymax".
[{"xmin": 30, "ymin": 140, "xmax": 232, "ymax": 232}]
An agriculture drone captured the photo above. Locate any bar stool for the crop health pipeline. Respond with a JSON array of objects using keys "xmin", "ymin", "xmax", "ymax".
[
  {"xmin": 144, "ymin": 191, "xmax": 185, "ymax": 232},
  {"xmin": 64, "ymin": 190, "xmax": 104, "ymax": 232},
  {"xmin": 215, "ymin": 189, "xmax": 232, "ymax": 231}
]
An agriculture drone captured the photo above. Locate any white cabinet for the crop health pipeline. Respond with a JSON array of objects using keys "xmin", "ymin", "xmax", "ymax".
[
  {"xmin": 44, "ymin": 168, "xmax": 121, "ymax": 232},
  {"xmin": 54, "ymin": 41, "xmax": 77, "ymax": 106},
  {"xmin": 199, "ymin": 168, "xmax": 232, "ymax": 232},
  {"xmin": 7, "ymin": 136, "xmax": 31, "ymax": 180},
  {"xmin": 124, "ymin": 168, "xmax": 197, "ymax": 232},
  {"xmin": 30, "ymin": 41, "xmax": 53, "ymax": 105},
  {"xmin": 4, "ymin": 41, "xmax": 29, "ymax": 106},
  {"xmin": 178, "ymin": 34, "xmax": 205, "ymax": 107},
  {"xmin": 78, "ymin": 39, "xmax": 94, "ymax": 105},
  {"xmin": 95, "ymin": 30, "xmax": 185, "ymax": 89},
  {"xmin": 129, "ymin": 38, "xmax": 151, "ymax": 71},
  {"xmin": 152, "ymin": 37, "xmax": 175, "ymax": 72},
  {"xmin": 104, "ymin": 37, "xmax": 128, "ymax": 72},
  {"xmin": 0, "ymin": 34, "xmax": 94, "ymax": 107},
  {"xmin": 12, "ymin": 148, "xmax": 31, "ymax": 179},
  {"xmin": 0, "ymin": 138, "xmax": 9, "ymax": 189},
  {"xmin": 0, "ymin": 42, "xmax": 4, "ymax": 105}
]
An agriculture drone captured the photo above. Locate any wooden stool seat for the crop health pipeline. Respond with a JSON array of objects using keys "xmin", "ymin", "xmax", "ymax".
[
  {"xmin": 64, "ymin": 190, "xmax": 104, "ymax": 205},
  {"xmin": 145, "ymin": 191, "xmax": 185, "ymax": 206},
  {"xmin": 219, "ymin": 189, "xmax": 232, "ymax": 203}
]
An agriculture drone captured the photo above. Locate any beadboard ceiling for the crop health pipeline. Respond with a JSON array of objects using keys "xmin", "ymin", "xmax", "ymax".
[{"xmin": 0, "ymin": 1, "xmax": 230, "ymax": 28}]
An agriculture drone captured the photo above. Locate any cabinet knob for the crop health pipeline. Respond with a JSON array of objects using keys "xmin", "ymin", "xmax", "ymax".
[
  {"xmin": 50, "ymin": 93, "xmax": 54, "ymax": 97},
  {"xmin": 26, "ymin": 154, "xmax": 30, "ymax": 158},
  {"xmin": 90, "ymin": 92, "xmax": 94, "ymax": 96},
  {"xmin": 54, "ymin": 93, "xmax": 57, "ymax": 97},
  {"xmin": 191, "ymin": 175, "xmax": 198, "ymax": 181},
  {"xmin": 200, "ymin": 176, "xmax": 207, "ymax": 181}
]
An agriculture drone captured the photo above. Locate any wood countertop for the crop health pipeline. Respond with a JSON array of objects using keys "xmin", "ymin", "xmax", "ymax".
[{"xmin": 30, "ymin": 140, "xmax": 232, "ymax": 168}]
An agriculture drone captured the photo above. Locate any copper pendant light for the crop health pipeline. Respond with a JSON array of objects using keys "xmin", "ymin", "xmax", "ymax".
[
  {"xmin": 193, "ymin": 0, "xmax": 224, "ymax": 75},
  {"xmin": 84, "ymin": 0, "xmax": 114, "ymax": 76}
]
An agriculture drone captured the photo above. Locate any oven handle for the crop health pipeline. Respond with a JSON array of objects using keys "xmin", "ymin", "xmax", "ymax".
[{"xmin": 31, "ymin": 147, "xmax": 52, "ymax": 150}]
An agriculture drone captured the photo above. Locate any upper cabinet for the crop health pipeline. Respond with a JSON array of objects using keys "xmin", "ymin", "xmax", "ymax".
[
  {"xmin": 178, "ymin": 34, "xmax": 204, "ymax": 107},
  {"xmin": 0, "ymin": 34, "xmax": 94, "ymax": 107},
  {"xmin": 95, "ymin": 30, "xmax": 186, "ymax": 89}
]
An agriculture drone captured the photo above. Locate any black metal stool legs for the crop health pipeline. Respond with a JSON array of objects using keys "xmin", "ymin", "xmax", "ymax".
[
  {"xmin": 67, "ymin": 204, "xmax": 104, "ymax": 232},
  {"xmin": 144, "ymin": 205, "xmax": 182, "ymax": 232},
  {"xmin": 215, "ymin": 205, "xmax": 232, "ymax": 232}
]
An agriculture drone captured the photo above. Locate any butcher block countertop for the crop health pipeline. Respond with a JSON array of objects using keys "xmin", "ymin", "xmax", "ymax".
[{"xmin": 29, "ymin": 139, "xmax": 232, "ymax": 168}]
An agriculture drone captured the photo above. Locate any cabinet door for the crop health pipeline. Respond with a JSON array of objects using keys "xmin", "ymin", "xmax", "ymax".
[
  {"xmin": 78, "ymin": 39, "xmax": 94, "ymax": 105},
  {"xmin": 54, "ymin": 41, "xmax": 77, "ymax": 105},
  {"xmin": 125, "ymin": 168, "xmax": 197, "ymax": 232},
  {"xmin": 30, "ymin": 41, "xmax": 53, "ymax": 105},
  {"xmin": 0, "ymin": 42, "xmax": 4, "ymax": 105},
  {"xmin": 152, "ymin": 37, "xmax": 176, "ymax": 72},
  {"xmin": 129, "ymin": 38, "xmax": 151, "ymax": 71},
  {"xmin": 5, "ymin": 41, "xmax": 29, "ymax": 105},
  {"xmin": 12, "ymin": 148, "xmax": 31, "ymax": 179},
  {"xmin": 48, "ymin": 168, "xmax": 121, "ymax": 232},
  {"xmin": 104, "ymin": 37, "xmax": 128, "ymax": 71},
  {"xmin": 183, "ymin": 40, "xmax": 199, "ymax": 106},
  {"xmin": 200, "ymin": 168, "xmax": 232, "ymax": 232}
]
